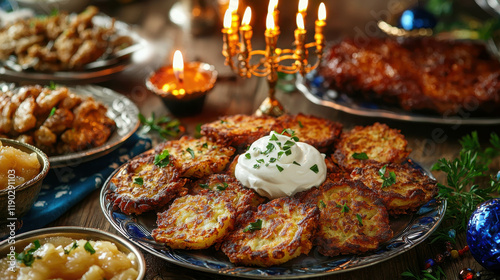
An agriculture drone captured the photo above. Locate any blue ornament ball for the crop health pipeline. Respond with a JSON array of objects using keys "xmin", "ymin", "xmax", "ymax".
[
  {"xmin": 466, "ymin": 198, "xmax": 500, "ymax": 272},
  {"xmin": 399, "ymin": 7, "xmax": 437, "ymax": 31}
]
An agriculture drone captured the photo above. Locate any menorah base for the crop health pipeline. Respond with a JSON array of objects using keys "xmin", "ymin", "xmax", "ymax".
[{"xmin": 255, "ymin": 96, "xmax": 285, "ymax": 117}]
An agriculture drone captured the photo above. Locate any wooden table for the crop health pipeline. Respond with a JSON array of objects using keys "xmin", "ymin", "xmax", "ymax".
[{"xmin": 48, "ymin": 0, "xmax": 500, "ymax": 279}]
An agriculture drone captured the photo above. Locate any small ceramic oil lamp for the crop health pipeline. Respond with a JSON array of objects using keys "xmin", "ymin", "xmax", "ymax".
[{"xmin": 146, "ymin": 50, "xmax": 217, "ymax": 116}]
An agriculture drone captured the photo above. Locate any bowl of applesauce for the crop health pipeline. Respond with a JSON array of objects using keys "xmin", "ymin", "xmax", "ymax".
[
  {"xmin": 0, "ymin": 226, "xmax": 146, "ymax": 280},
  {"xmin": 0, "ymin": 138, "xmax": 50, "ymax": 223}
]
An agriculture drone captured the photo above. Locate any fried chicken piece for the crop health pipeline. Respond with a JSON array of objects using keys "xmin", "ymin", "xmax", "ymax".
[
  {"xmin": 42, "ymin": 108, "xmax": 74, "ymax": 134},
  {"xmin": 272, "ymin": 113, "xmax": 343, "ymax": 152},
  {"xmin": 333, "ymin": 122, "xmax": 410, "ymax": 172},
  {"xmin": 154, "ymin": 136, "xmax": 235, "ymax": 178},
  {"xmin": 152, "ymin": 193, "xmax": 237, "ymax": 250},
  {"xmin": 299, "ymin": 178, "xmax": 393, "ymax": 256},
  {"xmin": 13, "ymin": 96, "xmax": 37, "ymax": 133},
  {"xmin": 189, "ymin": 174, "xmax": 266, "ymax": 215},
  {"xmin": 350, "ymin": 162, "xmax": 438, "ymax": 215},
  {"xmin": 35, "ymin": 87, "xmax": 69, "ymax": 114},
  {"xmin": 221, "ymin": 197, "xmax": 318, "ymax": 267},
  {"xmin": 0, "ymin": 95, "xmax": 16, "ymax": 134},
  {"xmin": 108, "ymin": 152, "xmax": 189, "ymax": 215},
  {"xmin": 69, "ymin": 39, "xmax": 106, "ymax": 69},
  {"xmin": 200, "ymin": 114, "xmax": 276, "ymax": 147}
]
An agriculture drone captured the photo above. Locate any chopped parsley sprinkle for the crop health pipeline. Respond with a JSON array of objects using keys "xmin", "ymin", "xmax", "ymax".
[
  {"xmin": 216, "ymin": 182, "xmax": 229, "ymax": 191},
  {"xmin": 263, "ymin": 143, "xmax": 275, "ymax": 155},
  {"xmin": 133, "ymin": 177, "xmax": 144, "ymax": 186},
  {"xmin": 48, "ymin": 107, "xmax": 57, "ymax": 117},
  {"xmin": 298, "ymin": 120, "xmax": 304, "ymax": 128},
  {"xmin": 243, "ymin": 219, "xmax": 263, "ymax": 232},
  {"xmin": 202, "ymin": 142, "xmax": 208, "ymax": 149},
  {"xmin": 337, "ymin": 202, "xmax": 349, "ymax": 213},
  {"xmin": 284, "ymin": 140, "xmax": 296, "ymax": 147},
  {"xmin": 154, "ymin": 149, "xmax": 170, "ymax": 167},
  {"xmin": 270, "ymin": 134, "xmax": 279, "ymax": 141},
  {"xmin": 256, "ymin": 159, "xmax": 265, "ymax": 164},
  {"xmin": 48, "ymin": 81, "xmax": 57, "ymax": 90},
  {"xmin": 245, "ymin": 153, "xmax": 251, "ymax": 159},
  {"xmin": 64, "ymin": 241, "xmax": 78, "ymax": 254},
  {"xmin": 220, "ymin": 120, "xmax": 228, "ymax": 124},
  {"xmin": 352, "ymin": 152, "xmax": 369, "ymax": 160},
  {"xmin": 277, "ymin": 151, "xmax": 285, "ymax": 159},
  {"xmin": 356, "ymin": 214, "xmax": 363, "ymax": 226},
  {"xmin": 253, "ymin": 164, "xmax": 260, "ymax": 169},
  {"xmin": 319, "ymin": 200, "xmax": 326, "ymax": 208},
  {"xmin": 199, "ymin": 183, "xmax": 209, "ymax": 189},
  {"xmin": 284, "ymin": 149, "xmax": 292, "ymax": 156},
  {"xmin": 310, "ymin": 164, "xmax": 319, "ymax": 174},
  {"xmin": 16, "ymin": 240, "xmax": 41, "ymax": 266},
  {"xmin": 276, "ymin": 164, "xmax": 284, "ymax": 172},
  {"xmin": 84, "ymin": 241, "xmax": 95, "ymax": 255},
  {"xmin": 269, "ymin": 157, "xmax": 277, "ymax": 163},
  {"xmin": 293, "ymin": 161, "xmax": 301, "ymax": 166},
  {"xmin": 186, "ymin": 147, "xmax": 195, "ymax": 159},
  {"xmin": 379, "ymin": 165, "xmax": 397, "ymax": 188}
]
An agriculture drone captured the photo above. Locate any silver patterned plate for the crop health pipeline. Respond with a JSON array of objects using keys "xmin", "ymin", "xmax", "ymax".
[
  {"xmin": 296, "ymin": 71, "xmax": 500, "ymax": 125},
  {"xmin": 0, "ymin": 13, "xmax": 147, "ymax": 84},
  {"xmin": 0, "ymin": 83, "xmax": 140, "ymax": 168},
  {"xmin": 100, "ymin": 159, "xmax": 446, "ymax": 279}
]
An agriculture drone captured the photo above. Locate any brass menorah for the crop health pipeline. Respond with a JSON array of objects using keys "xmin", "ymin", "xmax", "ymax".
[{"xmin": 221, "ymin": 0, "xmax": 326, "ymax": 116}]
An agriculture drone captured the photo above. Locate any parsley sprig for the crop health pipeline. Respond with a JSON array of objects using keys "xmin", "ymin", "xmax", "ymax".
[
  {"xmin": 243, "ymin": 219, "xmax": 263, "ymax": 232},
  {"xmin": 138, "ymin": 113, "xmax": 183, "ymax": 140}
]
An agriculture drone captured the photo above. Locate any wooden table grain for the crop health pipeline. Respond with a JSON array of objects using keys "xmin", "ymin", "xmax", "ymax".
[{"xmin": 47, "ymin": 0, "xmax": 500, "ymax": 279}]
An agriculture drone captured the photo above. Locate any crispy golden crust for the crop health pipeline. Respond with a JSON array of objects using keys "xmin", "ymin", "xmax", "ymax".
[
  {"xmin": 334, "ymin": 122, "xmax": 410, "ymax": 172},
  {"xmin": 189, "ymin": 174, "xmax": 266, "ymax": 215},
  {"xmin": 272, "ymin": 113, "xmax": 343, "ymax": 152},
  {"xmin": 325, "ymin": 155, "xmax": 349, "ymax": 182},
  {"xmin": 152, "ymin": 193, "xmax": 236, "ymax": 250},
  {"xmin": 221, "ymin": 197, "xmax": 318, "ymax": 267},
  {"xmin": 350, "ymin": 162, "xmax": 438, "ymax": 215},
  {"xmin": 108, "ymin": 152, "xmax": 188, "ymax": 215},
  {"xmin": 300, "ymin": 178, "xmax": 393, "ymax": 256},
  {"xmin": 154, "ymin": 136, "xmax": 235, "ymax": 178},
  {"xmin": 200, "ymin": 114, "xmax": 276, "ymax": 147}
]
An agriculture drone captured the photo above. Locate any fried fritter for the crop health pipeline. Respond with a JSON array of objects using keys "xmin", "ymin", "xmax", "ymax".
[
  {"xmin": 154, "ymin": 136, "xmax": 235, "ymax": 178},
  {"xmin": 190, "ymin": 174, "xmax": 266, "ymax": 214},
  {"xmin": 300, "ymin": 178, "xmax": 392, "ymax": 256},
  {"xmin": 108, "ymin": 152, "xmax": 188, "ymax": 215},
  {"xmin": 221, "ymin": 197, "xmax": 318, "ymax": 267},
  {"xmin": 272, "ymin": 113, "xmax": 343, "ymax": 152},
  {"xmin": 350, "ymin": 162, "xmax": 438, "ymax": 215},
  {"xmin": 333, "ymin": 122, "xmax": 410, "ymax": 172},
  {"xmin": 325, "ymin": 155, "xmax": 349, "ymax": 182},
  {"xmin": 152, "ymin": 193, "xmax": 236, "ymax": 250},
  {"xmin": 200, "ymin": 114, "xmax": 276, "ymax": 147}
]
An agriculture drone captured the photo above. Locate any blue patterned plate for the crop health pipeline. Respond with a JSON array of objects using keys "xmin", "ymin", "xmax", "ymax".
[
  {"xmin": 296, "ymin": 70, "xmax": 500, "ymax": 125},
  {"xmin": 100, "ymin": 159, "xmax": 446, "ymax": 279}
]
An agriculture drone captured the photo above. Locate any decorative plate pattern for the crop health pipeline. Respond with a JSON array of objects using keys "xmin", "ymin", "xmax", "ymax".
[
  {"xmin": 100, "ymin": 159, "xmax": 446, "ymax": 279},
  {"xmin": 296, "ymin": 71, "xmax": 500, "ymax": 125}
]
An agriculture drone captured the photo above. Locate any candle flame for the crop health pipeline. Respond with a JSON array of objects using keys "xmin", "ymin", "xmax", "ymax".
[
  {"xmin": 173, "ymin": 50, "xmax": 184, "ymax": 84},
  {"xmin": 296, "ymin": 13, "xmax": 304, "ymax": 30},
  {"xmin": 318, "ymin": 2, "xmax": 326, "ymax": 21},
  {"xmin": 223, "ymin": 9, "xmax": 232, "ymax": 29},
  {"xmin": 268, "ymin": 0, "xmax": 278, "ymax": 13},
  {"xmin": 298, "ymin": 0, "xmax": 308, "ymax": 13},
  {"xmin": 229, "ymin": 0, "xmax": 238, "ymax": 12},
  {"xmin": 242, "ymin": 7, "xmax": 251, "ymax": 25},
  {"xmin": 266, "ymin": 12, "xmax": 275, "ymax": 30}
]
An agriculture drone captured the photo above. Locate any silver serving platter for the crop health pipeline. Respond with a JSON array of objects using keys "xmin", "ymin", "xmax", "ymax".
[
  {"xmin": 296, "ymin": 72, "xmax": 500, "ymax": 125},
  {"xmin": 0, "ymin": 13, "xmax": 147, "ymax": 83},
  {"xmin": 100, "ymin": 158, "xmax": 446, "ymax": 279},
  {"xmin": 0, "ymin": 226, "xmax": 146, "ymax": 280},
  {"xmin": 0, "ymin": 83, "xmax": 140, "ymax": 168}
]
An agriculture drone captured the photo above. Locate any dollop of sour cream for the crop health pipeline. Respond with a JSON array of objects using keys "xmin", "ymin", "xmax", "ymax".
[{"xmin": 235, "ymin": 131, "xmax": 327, "ymax": 199}]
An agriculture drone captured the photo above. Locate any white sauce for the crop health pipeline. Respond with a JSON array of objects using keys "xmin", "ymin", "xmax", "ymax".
[{"xmin": 235, "ymin": 131, "xmax": 327, "ymax": 199}]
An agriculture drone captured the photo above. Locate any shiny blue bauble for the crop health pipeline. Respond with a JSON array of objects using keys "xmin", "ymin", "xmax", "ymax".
[
  {"xmin": 466, "ymin": 198, "xmax": 500, "ymax": 272},
  {"xmin": 399, "ymin": 7, "xmax": 437, "ymax": 30}
]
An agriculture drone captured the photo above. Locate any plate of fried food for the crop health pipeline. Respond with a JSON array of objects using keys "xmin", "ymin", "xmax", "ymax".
[
  {"xmin": 100, "ymin": 113, "xmax": 445, "ymax": 278},
  {"xmin": 297, "ymin": 37, "xmax": 500, "ymax": 125},
  {"xmin": 0, "ymin": 83, "xmax": 139, "ymax": 168},
  {"xmin": 0, "ymin": 5, "xmax": 145, "ymax": 83}
]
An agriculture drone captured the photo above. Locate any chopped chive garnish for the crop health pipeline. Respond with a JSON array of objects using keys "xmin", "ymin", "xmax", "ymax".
[
  {"xmin": 285, "ymin": 149, "xmax": 292, "ymax": 156},
  {"xmin": 341, "ymin": 203, "xmax": 349, "ymax": 213},
  {"xmin": 310, "ymin": 164, "xmax": 319, "ymax": 174},
  {"xmin": 217, "ymin": 182, "xmax": 229, "ymax": 191},
  {"xmin": 276, "ymin": 164, "xmax": 284, "ymax": 172},
  {"xmin": 293, "ymin": 161, "xmax": 301, "ymax": 166},
  {"xmin": 84, "ymin": 241, "xmax": 95, "ymax": 255},
  {"xmin": 352, "ymin": 152, "xmax": 369, "ymax": 160},
  {"xmin": 202, "ymin": 142, "xmax": 208, "ymax": 149},
  {"xmin": 269, "ymin": 157, "xmax": 276, "ymax": 163},
  {"xmin": 298, "ymin": 120, "xmax": 304, "ymax": 128},
  {"xmin": 64, "ymin": 241, "xmax": 78, "ymax": 254},
  {"xmin": 186, "ymin": 147, "xmax": 195, "ymax": 159},
  {"xmin": 253, "ymin": 164, "xmax": 260, "ymax": 169},
  {"xmin": 48, "ymin": 107, "xmax": 57, "ymax": 117},
  {"xmin": 199, "ymin": 183, "xmax": 209, "ymax": 189},
  {"xmin": 270, "ymin": 134, "xmax": 279, "ymax": 141},
  {"xmin": 356, "ymin": 214, "xmax": 363, "ymax": 226},
  {"xmin": 319, "ymin": 200, "xmax": 326, "ymax": 208}
]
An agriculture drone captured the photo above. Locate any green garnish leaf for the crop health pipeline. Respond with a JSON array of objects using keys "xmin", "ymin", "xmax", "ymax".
[
  {"xmin": 64, "ymin": 241, "xmax": 78, "ymax": 254},
  {"xmin": 48, "ymin": 107, "xmax": 57, "ymax": 117},
  {"xmin": 220, "ymin": 120, "xmax": 227, "ymax": 124},
  {"xmin": 284, "ymin": 140, "xmax": 296, "ymax": 148},
  {"xmin": 138, "ymin": 112, "xmax": 182, "ymax": 140},
  {"xmin": 245, "ymin": 153, "xmax": 251, "ymax": 159},
  {"xmin": 243, "ymin": 219, "xmax": 263, "ymax": 232},
  {"xmin": 298, "ymin": 120, "xmax": 304, "ymax": 128},
  {"xmin": 133, "ymin": 177, "xmax": 144, "ymax": 186},
  {"xmin": 276, "ymin": 164, "xmax": 284, "ymax": 172},
  {"xmin": 199, "ymin": 183, "xmax": 209, "ymax": 189},
  {"xmin": 284, "ymin": 149, "xmax": 292, "ymax": 156},
  {"xmin": 310, "ymin": 164, "xmax": 319, "ymax": 174},
  {"xmin": 269, "ymin": 157, "xmax": 277, "ymax": 163},
  {"xmin": 84, "ymin": 241, "xmax": 95, "ymax": 255},
  {"xmin": 352, "ymin": 152, "xmax": 369, "ymax": 160},
  {"xmin": 277, "ymin": 151, "xmax": 285, "ymax": 159},
  {"xmin": 16, "ymin": 240, "xmax": 41, "ymax": 266},
  {"xmin": 48, "ymin": 81, "xmax": 57, "ymax": 90},
  {"xmin": 356, "ymin": 214, "xmax": 363, "ymax": 226},
  {"xmin": 253, "ymin": 164, "xmax": 260, "ymax": 169},
  {"xmin": 341, "ymin": 203, "xmax": 349, "ymax": 213},
  {"xmin": 270, "ymin": 134, "xmax": 279, "ymax": 141},
  {"xmin": 256, "ymin": 159, "xmax": 265, "ymax": 164},
  {"xmin": 379, "ymin": 165, "xmax": 396, "ymax": 188},
  {"xmin": 186, "ymin": 147, "xmax": 195, "ymax": 159},
  {"xmin": 202, "ymin": 142, "xmax": 208, "ymax": 149},
  {"xmin": 319, "ymin": 200, "xmax": 326, "ymax": 208},
  {"xmin": 216, "ymin": 182, "xmax": 229, "ymax": 191},
  {"xmin": 263, "ymin": 143, "xmax": 275, "ymax": 155},
  {"xmin": 293, "ymin": 161, "xmax": 301, "ymax": 166},
  {"xmin": 154, "ymin": 149, "xmax": 170, "ymax": 167}
]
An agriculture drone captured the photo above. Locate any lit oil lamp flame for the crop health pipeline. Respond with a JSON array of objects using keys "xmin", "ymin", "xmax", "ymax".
[
  {"xmin": 298, "ymin": 0, "xmax": 308, "ymax": 13},
  {"xmin": 296, "ymin": 13, "xmax": 304, "ymax": 30},
  {"xmin": 242, "ymin": 7, "xmax": 251, "ymax": 25},
  {"xmin": 229, "ymin": 0, "xmax": 238, "ymax": 13},
  {"xmin": 223, "ymin": 9, "xmax": 232, "ymax": 29},
  {"xmin": 266, "ymin": 12, "xmax": 275, "ymax": 31},
  {"xmin": 318, "ymin": 2, "xmax": 326, "ymax": 21},
  {"xmin": 173, "ymin": 50, "xmax": 184, "ymax": 84},
  {"xmin": 268, "ymin": 0, "xmax": 278, "ymax": 13}
]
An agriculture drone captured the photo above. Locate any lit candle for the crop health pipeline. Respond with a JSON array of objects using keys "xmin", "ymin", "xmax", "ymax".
[
  {"xmin": 294, "ymin": 13, "xmax": 307, "ymax": 60},
  {"xmin": 173, "ymin": 50, "xmax": 184, "ymax": 84},
  {"xmin": 229, "ymin": 0, "xmax": 239, "ymax": 32},
  {"xmin": 240, "ymin": 7, "xmax": 252, "ymax": 52},
  {"xmin": 298, "ymin": 0, "xmax": 308, "ymax": 19},
  {"xmin": 222, "ymin": 9, "xmax": 234, "ymax": 65},
  {"xmin": 268, "ymin": 0, "xmax": 279, "ymax": 28},
  {"xmin": 315, "ymin": 2, "xmax": 326, "ymax": 54}
]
